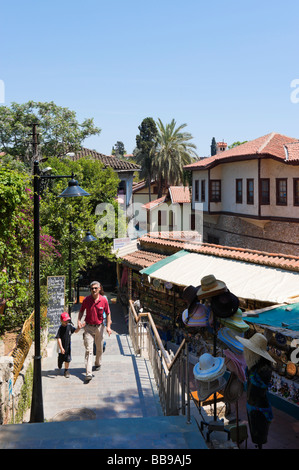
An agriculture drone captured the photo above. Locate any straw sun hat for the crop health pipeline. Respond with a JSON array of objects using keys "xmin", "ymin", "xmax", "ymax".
[
  {"xmin": 196, "ymin": 275, "xmax": 227, "ymax": 299},
  {"xmin": 236, "ymin": 333, "xmax": 276, "ymax": 364}
]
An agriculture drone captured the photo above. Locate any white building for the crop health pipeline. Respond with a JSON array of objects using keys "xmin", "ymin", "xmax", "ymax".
[{"xmin": 184, "ymin": 133, "xmax": 299, "ymax": 255}]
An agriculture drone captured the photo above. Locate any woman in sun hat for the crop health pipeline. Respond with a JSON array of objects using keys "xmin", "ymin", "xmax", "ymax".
[{"xmin": 236, "ymin": 333, "xmax": 276, "ymax": 449}]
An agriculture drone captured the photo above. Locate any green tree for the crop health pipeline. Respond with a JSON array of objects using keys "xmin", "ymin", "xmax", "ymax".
[
  {"xmin": 135, "ymin": 117, "xmax": 158, "ymax": 202},
  {"xmin": 228, "ymin": 141, "xmax": 248, "ymax": 149},
  {"xmin": 112, "ymin": 141, "xmax": 126, "ymax": 156},
  {"xmin": 153, "ymin": 119, "xmax": 198, "ymax": 197},
  {"xmin": 39, "ymin": 156, "xmax": 122, "ymax": 303},
  {"xmin": 0, "ymin": 101, "xmax": 101, "ymax": 164},
  {"xmin": 211, "ymin": 137, "xmax": 217, "ymax": 156}
]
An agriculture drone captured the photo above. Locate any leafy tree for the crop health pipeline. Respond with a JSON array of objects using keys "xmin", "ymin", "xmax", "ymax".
[
  {"xmin": 39, "ymin": 156, "xmax": 122, "ymax": 302},
  {"xmin": 135, "ymin": 117, "xmax": 158, "ymax": 202},
  {"xmin": 0, "ymin": 101, "xmax": 101, "ymax": 165},
  {"xmin": 228, "ymin": 141, "xmax": 248, "ymax": 149},
  {"xmin": 112, "ymin": 141, "xmax": 126, "ymax": 156},
  {"xmin": 153, "ymin": 119, "xmax": 198, "ymax": 197},
  {"xmin": 211, "ymin": 137, "xmax": 217, "ymax": 156}
]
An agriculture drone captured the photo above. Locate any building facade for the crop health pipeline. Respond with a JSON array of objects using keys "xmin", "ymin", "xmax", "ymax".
[{"xmin": 184, "ymin": 133, "xmax": 299, "ymax": 255}]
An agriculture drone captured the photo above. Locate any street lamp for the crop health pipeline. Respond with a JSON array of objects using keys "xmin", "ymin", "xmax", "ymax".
[
  {"xmin": 30, "ymin": 160, "xmax": 90, "ymax": 424},
  {"xmin": 68, "ymin": 223, "xmax": 96, "ymax": 316}
]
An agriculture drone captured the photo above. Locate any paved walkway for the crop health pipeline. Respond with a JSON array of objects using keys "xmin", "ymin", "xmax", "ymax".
[{"xmin": 0, "ymin": 294, "xmax": 206, "ymax": 449}]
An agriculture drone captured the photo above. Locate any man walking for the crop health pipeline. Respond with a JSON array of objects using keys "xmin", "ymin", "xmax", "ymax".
[{"xmin": 78, "ymin": 281, "xmax": 112, "ymax": 383}]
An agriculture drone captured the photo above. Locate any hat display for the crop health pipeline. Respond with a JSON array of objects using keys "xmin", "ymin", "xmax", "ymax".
[
  {"xmin": 219, "ymin": 308, "xmax": 249, "ymax": 332},
  {"xmin": 193, "ymin": 353, "xmax": 226, "ymax": 382},
  {"xmin": 197, "ymin": 275, "xmax": 227, "ymax": 299},
  {"xmin": 211, "ymin": 290, "xmax": 239, "ymax": 319},
  {"xmin": 195, "ymin": 376, "xmax": 227, "ymax": 402},
  {"xmin": 61, "ymin": 312, "xmax": 71, "ymax": 322},
  {"xmin": 223, "ymin": 372, "xmax": 244, "ymax": 403},
  {"xmin": 182, "ymin": 285, "xmax": 200, "ymax": 315},
  {"xmin": 236, "ymin": 333, "xmax": 276, "ymax": 364},
  {"xmin": 182, "ymin": 303, "xmax": 210, "ymax": 327},
  {"xmin": 218, "ymin": 327, "xmax": 244, "ymax": 354}
]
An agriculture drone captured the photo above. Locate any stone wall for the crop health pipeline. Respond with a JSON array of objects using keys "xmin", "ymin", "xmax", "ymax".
[{"xmin": 204, "ymin": 214, "xmax": 299, "ymax": 256}]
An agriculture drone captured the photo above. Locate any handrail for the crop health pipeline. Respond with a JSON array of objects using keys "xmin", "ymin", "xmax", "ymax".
[
  {"xmin": 129, "ymin": 299, "xmax": 184, "ymax": 370},
  {"xmin": 129, "ymin": 299, "xmax": 190, "ymax": 418}
]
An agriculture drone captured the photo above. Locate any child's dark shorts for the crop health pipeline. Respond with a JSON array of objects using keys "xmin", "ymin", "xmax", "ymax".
[{"xmin": 58, "ymin": 353, "xmax": 72, "ymax": 368}]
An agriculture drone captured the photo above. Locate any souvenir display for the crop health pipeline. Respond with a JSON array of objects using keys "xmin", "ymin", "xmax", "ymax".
[
  {"xmin": 196, "ymin": 274, "xmax": 227, "ymax": 299},
  {"xmin": 210, "ymin": 290, "xmax": 239, "ymax": 319},
  {"xmin": 219, "ymin": 308, "xmax": 249, "ymax": 333},
  {"xmin": 236, "ymin": 333, "xmax": 276, "ymax": 449},
  {"xmin": 223, "ymin": 371, "xmax": 244, "ymax": 404},
  {"xmin": 218, "ymin": 327, "xmax": 244, "ymax": 354},
  {"xmin": 195, "ymin": 376, "xmax": 227, "ymax": 402},
  {"xmin": 182, "ymin": 304, "xmax": 211, "ymax": 328},
  {"xmin": 193, "ymin": 353, "xmax": 226, "ymax": 382}
]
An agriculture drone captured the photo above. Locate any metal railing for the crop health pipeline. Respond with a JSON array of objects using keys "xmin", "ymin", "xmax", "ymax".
[{"xmin": 129, "ymin": 300, "xmax": 191, "ymax": 421}]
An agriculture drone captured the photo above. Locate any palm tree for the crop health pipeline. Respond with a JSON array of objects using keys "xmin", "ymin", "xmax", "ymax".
[{"xmin": 153, "ymin": 118, "xmax": 198, "ymax": 197}]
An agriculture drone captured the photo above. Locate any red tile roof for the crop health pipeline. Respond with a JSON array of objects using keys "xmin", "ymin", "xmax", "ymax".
[
  {"xmin": 72, "ymin": 147, "xmax": 140, "ymax": 171},
  {"xmin": 142, "ymin": 196, "xmax": 166, "ymax": 210},
  {"xmin": 169, "ymin": 186, "xmax": 191, "ymax": 203},
  {"xmin": 121, "ymin": 249, "xmax": 167, "ymax": 269},
  {"xmin": 137, "ymin": 232, "xmax": 299, "ymax": 272},
  {"xmin": 184, "ymin": 132, "xmax": 299, "ymax": 170}
]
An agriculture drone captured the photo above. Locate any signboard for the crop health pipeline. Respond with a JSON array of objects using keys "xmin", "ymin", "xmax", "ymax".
[
  {"xmin": 47, "ymin": 276, "xmax": 65, "ymax": 335},
  {"xmin": 113, "ymin": 237, "xmax": 131, "ymax": 250}
]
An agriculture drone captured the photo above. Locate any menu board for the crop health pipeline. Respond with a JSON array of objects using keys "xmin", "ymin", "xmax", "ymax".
[{"xmin": 47, "ymin": 276, "xmax": 65, "ymax": 335}]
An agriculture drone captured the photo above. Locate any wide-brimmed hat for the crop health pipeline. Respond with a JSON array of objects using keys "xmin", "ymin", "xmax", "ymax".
[
  {"xmin": 182, "ymin": 285, "xmax": 200, "ymax": 315},
  {"xmin": 196, "ymin": 275, "xmax": 227, "ymax": 300},
  {"xmin": 193, "ymin": 353, "xmax": 226, "ymax": 382},
  {"xmin": 236, "ymin": 333, "xmax": 276, "ymax": 364},
  {"xmin": 182, "ymin": 303, "xmax": 210, "ymax": 327},
  {"xmin": 218, "ymin": 327, "xmax": 244, "ymax": 354},
  {"xmin": 195, "ymin": 376, "xmax": 227, "ymax": 402},
  {"xmin": 211, "ymin": 290, "xmax": 239, "ymax": 318},
  {"xmin": 219, "ymin": 308, "xmax": 249, "ymax": 332},
  {"xmin": 223, "ymin": 372, "xmax": 244, "ymax": 403}
]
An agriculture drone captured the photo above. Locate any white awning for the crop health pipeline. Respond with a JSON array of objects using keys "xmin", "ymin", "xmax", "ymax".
[{"xmin": 140, "ymin": 250, "xmax": 299, "ymax": 304}]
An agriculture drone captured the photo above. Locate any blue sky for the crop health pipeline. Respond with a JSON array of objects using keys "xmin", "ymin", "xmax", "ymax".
[{"xmin": 1, "ymin": 0, "xmax": 299, "ymax": 157}]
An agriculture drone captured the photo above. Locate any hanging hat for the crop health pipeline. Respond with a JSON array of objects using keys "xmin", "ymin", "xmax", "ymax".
[
  {"xmin": 223, "ymin": 372, "xmax": 244, "ymax": 403},
  {"xmin": 219, "ymin": 308, "xmax": 249, "ymax": 332},
  {"xmin": 182, "ymin": 285, "xmax": 200, "ymax": 315},
  {"xmin": 182, "ymin": 304, "xmax": 210, "ymax": 327},
  {"xmin": 218, "ymin": 327, "xmax": 244, "ymax": 354},
  {"xmin": 193, "ymin": 353, "xmax": 226, "ymax": 382},
  {"xmin": 236, "ymin": 333, "xmax": 276, "ymax": 364},
  {"xmin": 211, "ymin": 290, "xmax": 239, "ymax": 318},
  {"xmin": 196, "ymin": 275, "xmax": 227, "ymax": 299},
  {"xmin": 195, "ymin": 376, "xmax": 227, "ymax": 402}
]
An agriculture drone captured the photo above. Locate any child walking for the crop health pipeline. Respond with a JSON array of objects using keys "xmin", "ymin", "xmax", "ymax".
[{"xmin": 56, "ymin": 312, "xmax": 83, "ymax": 378}]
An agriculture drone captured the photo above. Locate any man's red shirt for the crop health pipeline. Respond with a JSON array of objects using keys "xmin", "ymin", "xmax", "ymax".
[{"xmin": 80, "ymin": 294, "xmax": 110, "ymax": 325}]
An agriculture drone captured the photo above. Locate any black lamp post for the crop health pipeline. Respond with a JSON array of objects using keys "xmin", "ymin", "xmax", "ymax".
[
  {"xmin": 30, "ymin": 161, "xmax": 90, "ymax": 423},
  {"xmin": 68, "ymin": 223, "xmax": 96, "ymax": 316}
]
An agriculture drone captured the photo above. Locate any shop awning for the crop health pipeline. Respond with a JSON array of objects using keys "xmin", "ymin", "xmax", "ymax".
[{"xmin": 140, "ymin": 250, "xmax": 299, "ymax": 304}]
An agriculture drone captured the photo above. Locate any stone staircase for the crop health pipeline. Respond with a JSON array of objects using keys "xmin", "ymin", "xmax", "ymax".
[{"xmin": 0, "ymin": 303, "xmax": 207, "ymax": 449}]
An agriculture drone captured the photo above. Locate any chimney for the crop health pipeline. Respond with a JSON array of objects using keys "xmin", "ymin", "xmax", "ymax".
[{"xmin": 217, "ymin": 141, "xmax": 227, "ymax": 154}]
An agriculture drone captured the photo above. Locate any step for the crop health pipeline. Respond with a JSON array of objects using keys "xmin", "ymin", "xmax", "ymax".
[{"xmin": 0, "ymin": 415, "xmax": 207, "ymax": 449}]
